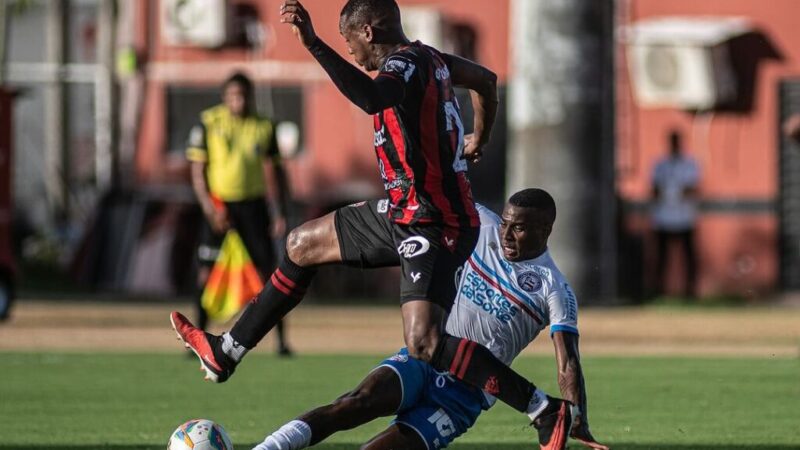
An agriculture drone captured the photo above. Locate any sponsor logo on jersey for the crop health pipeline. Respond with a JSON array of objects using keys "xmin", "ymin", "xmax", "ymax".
[
  {"xmin": 348, "ymin": 201, "xmax": 367, "ymax": 208},
  {"xmin": 499, "ymin": 258, "xmax": 513, "ymax": 274},
  {"xmin": 389, "ymin": 353, "xmax": 408, "ymax": 363},
  {"xmin": 397, "ymin": 236, "xmax": 430, "ymax": 258},
  {"xmin": 460, "ymin": 270, "xmax": 518, "ymax": 323},
  {"xmin": 484, "ymin": 376, "xmax": 500, "ymax": 395},
  {"xmin": 403, "ymin": 64, "xmax": 416, "ymax": 82},
  {"xmin": 374, "ymin": 125, "xmax": 387, "ymax": 147},
  {"xmin": 517, "ymin": 271, "xmax": 543, "ymax": 293},
  {"xmin": 410, "ymin": 271, "xmax": 422, "ymax": 283},
  {"xmin": 376, "ymin": 199, "xmax": 389, "ymax": 213},
  {"xmin": 384, "ymin": 177, "xmax": 411, "ymax": 191},
  {"xmin": 384, "ymin": 57, "xmax": 416, "ymax": 82},
  {"xmin": 435, "ymin": 65, "xmax": 450, "ymax": 81},
  {"xmin": 454, "ymin": 266, "xmax": 464, "ymax": 288}
]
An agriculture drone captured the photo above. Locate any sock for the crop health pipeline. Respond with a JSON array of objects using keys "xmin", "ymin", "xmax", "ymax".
[
  {"xmin": 430, "ymin": 334, "xmax": 535, "ymax": 412},
  {"xmin": 230, "ymin": 254, "xmax": 315, "ymax": 349},
  {"xmin": 220, "ymin": 332, "xmax": 248, "ymax": 363},
  {"xmin": 253, "ymin": 420, "xmax": 312, "ymax": 450},
  {"xmin": 526, "ymin": 388, "xmax": 550, "ymax": 422}
]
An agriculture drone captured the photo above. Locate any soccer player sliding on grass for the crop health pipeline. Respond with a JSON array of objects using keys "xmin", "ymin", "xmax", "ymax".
[
  {"xmin": 254, "ymin": 190, "xmax": 608, "ymax": 450},
  {"xmin": 170, "ymin": 1, "xmax": 585, "ymax": 448}
]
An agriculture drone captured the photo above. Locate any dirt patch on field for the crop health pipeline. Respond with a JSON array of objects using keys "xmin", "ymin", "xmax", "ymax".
[{"xmin": 1, "ymin": 300, "xmax": 799, "ymax": 357}]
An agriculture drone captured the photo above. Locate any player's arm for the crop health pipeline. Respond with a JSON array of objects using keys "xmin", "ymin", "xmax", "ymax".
[
  {"xmin": 187, "ymin": 124, "xmax": 229, "ymax": 233},
  {"xmin": 552, "ymin": 332, "xmax": 608, "ymax": 450},
  {"xmin": 442, "ymin": 53, "xmax": 498, "ymax": 163},
  {"xmin": 280, "ymin": 0, "xmax": 404, "ymax": 114},
  {"xmin": 261, "ymin": 126, "xmax": 290, "ymax": 238}
]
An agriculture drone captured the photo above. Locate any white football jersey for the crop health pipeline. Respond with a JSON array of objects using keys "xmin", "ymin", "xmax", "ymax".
[{"xmin": 446, "ymin": 204, "xmax": 579, "ymax": 366}]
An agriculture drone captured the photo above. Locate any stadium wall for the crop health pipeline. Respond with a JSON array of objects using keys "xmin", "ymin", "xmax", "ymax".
[{"xmin": 615, "ymin": 0, "xmax": 800, "ymax": 298}]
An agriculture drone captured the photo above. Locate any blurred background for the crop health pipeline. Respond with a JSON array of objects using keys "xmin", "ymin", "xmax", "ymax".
[{"xmin": 1, "ymin": 0, "xmax": 800, "ymax": 314}]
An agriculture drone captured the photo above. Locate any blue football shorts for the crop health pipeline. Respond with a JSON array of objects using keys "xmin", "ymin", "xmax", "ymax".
[{"xmin": 377, "ymin": 348, "xmax": 489, "ymax": 449}]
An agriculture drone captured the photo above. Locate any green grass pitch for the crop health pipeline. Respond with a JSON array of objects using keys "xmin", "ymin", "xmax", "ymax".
[{"xmin": 1, "ymin": 352, "xmax": 798, "ymax": 449}]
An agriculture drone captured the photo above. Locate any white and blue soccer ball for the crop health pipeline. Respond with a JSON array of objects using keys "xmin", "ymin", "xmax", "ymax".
[{"xmin": 168, "ymin": 419, "xmax": 233, "ymax": 450}]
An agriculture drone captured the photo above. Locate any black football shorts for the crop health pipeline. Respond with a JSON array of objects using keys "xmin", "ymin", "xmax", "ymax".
[{"xmin": 334, "ymin": 199, "xmax": 479, "ymax": 310}]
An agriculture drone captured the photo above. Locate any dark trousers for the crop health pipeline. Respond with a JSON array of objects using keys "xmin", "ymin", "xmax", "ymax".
[
  {"xmin": 196, "ymin": 197, "xmax": 290, "ymax": 353},
  {"xmin": 655, "ymin": 228, "xmax": 697, "ymax": 297}
]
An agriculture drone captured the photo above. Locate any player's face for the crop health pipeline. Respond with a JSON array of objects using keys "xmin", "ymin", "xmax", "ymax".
[
  {"xmin": 499, "ymin": 205, "xmax": 549, "ymax": 262},
  {"xmin": 340, "ymin": 22, "xmax": 375, "ymax": 71},
  {"xmin": 223, "ymin": 83, "xmax": 247, "ymax": 117}
]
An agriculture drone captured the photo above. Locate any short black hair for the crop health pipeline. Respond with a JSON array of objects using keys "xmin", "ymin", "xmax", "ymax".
[
  {"xmin": 340, "ymin": 0, "xmax": 401, "ymax": 30},
  {"xmin": 508, "ymin": 188, "xmax": 556, "ymax": 224},
  {"xmin": 223, "ymin": 71, "xmax": 254, "ymax": 97}
]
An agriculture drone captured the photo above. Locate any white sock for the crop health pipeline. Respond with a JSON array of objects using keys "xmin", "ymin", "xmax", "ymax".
[
  {"xmin": 252, "ymin": 420, "xmax": 312, "ymax": 450},
  {"xmin": 221, "ymin": 332, "xmax": 249, "ymax": 363},
  {"xmin": 526, "ymin": 389, "xmax": 550, "ymax": 422}
]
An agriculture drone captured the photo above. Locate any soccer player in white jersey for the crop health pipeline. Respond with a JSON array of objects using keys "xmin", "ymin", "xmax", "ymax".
[{"xmin": 253, "ymin": 189, "xmax": 608, "ymax": 450}]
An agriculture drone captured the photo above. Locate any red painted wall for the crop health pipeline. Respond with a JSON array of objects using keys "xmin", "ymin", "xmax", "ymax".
[{"xmin": 616, "ymin": 0, "xmax": 800, "ymax": 297}]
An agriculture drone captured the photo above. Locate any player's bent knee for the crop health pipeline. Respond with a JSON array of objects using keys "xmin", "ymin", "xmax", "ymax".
[
  {"xmin": 285, "ymin": 227, "xmax": 314, "ymax": 266},
  {"xmin": 405, "ymin": 334, "xmax": 437, "ymax": 363}
]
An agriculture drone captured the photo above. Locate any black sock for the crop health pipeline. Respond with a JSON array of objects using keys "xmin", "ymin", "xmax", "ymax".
[
  {"xmin": 230, "ymin": 254, "xmax": 315, "ymax": 349},
  {"xmin": 195, "ymin": 285, "xmax": 208, "ymax": 332},
  {"xmin": 431, "ymin": 334, "xmax": 535, "ymax": 412}
]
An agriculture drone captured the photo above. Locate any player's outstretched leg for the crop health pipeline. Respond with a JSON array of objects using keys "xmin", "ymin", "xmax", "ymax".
[
  {"xmin": 171, "ymin": 213, "xmax": 340, "ymax": 382},
  {"xmin": 252, "ymin": 366, "xmax": 402, "ymax": 450},
  {"xmin": 402, "ymin": 301, "xmax": 573, "ymax": 443},
  {"xmin": 531, "ymin": 396, "xmax": 576, "ymax": 450}
]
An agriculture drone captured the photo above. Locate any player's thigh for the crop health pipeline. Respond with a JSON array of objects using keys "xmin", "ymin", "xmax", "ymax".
[
  {"xmin": 400, "ymin": 300, "xmax": 447, "ymax": 361},
  {"xmin": 361, "ymin": 424, "xmax": 427, "ymax": 450},
  {"xmin": 395, "ymin": 225, "xmax": 478, "ymax": 309},
  {"xmin": 338, "ymin": 366, "xmax": 404, "ymax": 417},
  {"xmin": 334, "ymin": 199, "xmax": 399, "ymax": 268}
]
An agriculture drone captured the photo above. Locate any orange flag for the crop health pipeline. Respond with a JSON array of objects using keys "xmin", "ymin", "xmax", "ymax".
[{"xmin": 201, "ymin": 231, "xmax": 264, "ymax": 323}]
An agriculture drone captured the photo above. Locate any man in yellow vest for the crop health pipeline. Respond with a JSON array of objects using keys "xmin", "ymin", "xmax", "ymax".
[{"xmin": 186, "ymin": 72, "xmax": 292, "ymax": 356}]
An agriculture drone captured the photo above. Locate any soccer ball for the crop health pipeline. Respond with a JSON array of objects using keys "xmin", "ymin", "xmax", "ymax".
[{"xmin": 168, "ymin": 419, "xmax": 234, "ymax": 450}]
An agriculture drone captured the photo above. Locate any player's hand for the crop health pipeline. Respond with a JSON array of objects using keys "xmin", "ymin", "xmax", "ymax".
[
  {"xmin": 280, "ymin": 0, "xmax": 317, "ymax": 48},
  {"xmin": 570, "ymin": 422, "xmax": 610, "ymax": 450},
  {"xmin": 207, "ymin": 208, "xmax": 230, "ymax": 234},
  {"xmin": 462, "ymin": 133, "xmax": 484, "ymax": 163},
  {"xmin": 270, "ymin": 215, "xmax": 287, "ymax": 239}
]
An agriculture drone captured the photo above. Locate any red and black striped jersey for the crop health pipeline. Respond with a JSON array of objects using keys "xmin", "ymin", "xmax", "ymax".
[{"xmin": 373, "ymin": 42, "xmax": 480, "ymax": 229}]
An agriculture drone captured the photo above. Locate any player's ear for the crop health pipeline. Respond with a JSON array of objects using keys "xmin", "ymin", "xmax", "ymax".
[{"xmin": 363, "ymin": 24, "xmax": 374, "ymax": 43}]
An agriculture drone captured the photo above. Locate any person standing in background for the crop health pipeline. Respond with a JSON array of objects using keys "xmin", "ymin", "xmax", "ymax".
[
  {"xmin": 186, "ymin": 72, "xmax": 293, "ymax": 356},
  {"xmin": 651, "ymin": 130, "xmax": 701, "ymax": 299}
]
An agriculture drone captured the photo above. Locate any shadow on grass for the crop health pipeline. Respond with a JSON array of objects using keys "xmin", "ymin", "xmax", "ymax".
[{"xmin": 3, "ymin": 445, "xmax": 799, "ymax": 450}]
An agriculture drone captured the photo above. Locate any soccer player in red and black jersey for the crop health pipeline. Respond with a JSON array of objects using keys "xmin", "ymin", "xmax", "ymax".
[{"xmin": 170, "ymin": 1, "xmax": 574, "ymax": 448}]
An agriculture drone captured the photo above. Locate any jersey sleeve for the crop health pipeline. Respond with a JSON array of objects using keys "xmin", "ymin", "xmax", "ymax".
[
  {"xmin": 547, "ymin": 282, "xmax": 579, "ymax": 336},
  {"xmin": 185, "ymin": 122, "xmax": 208, "ymax": 162},
  {"xmin": 475, "ymin": 203, "xmax": 501, "ymax": 230},
  {"xmin": 376, "ymin": 51, "xmax": 421, "ymax": 101}
]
